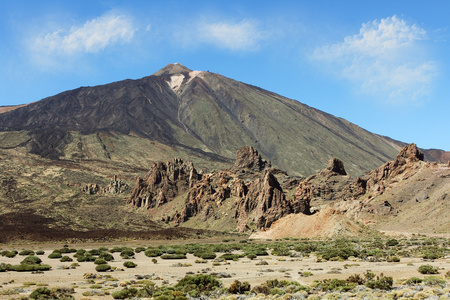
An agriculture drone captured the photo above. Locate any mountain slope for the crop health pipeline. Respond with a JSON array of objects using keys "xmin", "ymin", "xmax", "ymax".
[{"xmin": 0, "ymin": 63, "xmax": 443, "ymax": 177}]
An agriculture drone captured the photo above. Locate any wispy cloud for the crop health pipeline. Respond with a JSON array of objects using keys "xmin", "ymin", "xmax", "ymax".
[
  {"xmin": 31, "ymin": 11, "xmax": 136, "ymax": 62},
  {"xmin": 198, "ymin": 20, "xmax": 265, "ymax": 51},
  {"xmin": 176, "ymin": 19, "xmax": 267, "ymax": 51},
  {"xmin": 313, "ymin": 15, "xmax": 438, "ymax": 104}
]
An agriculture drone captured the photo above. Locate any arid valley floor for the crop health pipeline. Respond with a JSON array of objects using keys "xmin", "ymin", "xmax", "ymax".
[{"xmin": 1, "ymin": 236, "xmax": 449, "ymax": 299}]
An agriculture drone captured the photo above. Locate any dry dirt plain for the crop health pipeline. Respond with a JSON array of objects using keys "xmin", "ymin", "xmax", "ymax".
[{"xmin": 0, "ymin": 238, "xmax": 449, "ymax": 299}]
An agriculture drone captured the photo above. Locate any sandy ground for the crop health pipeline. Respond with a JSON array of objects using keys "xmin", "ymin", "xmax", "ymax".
[{"xmin": 0, "ymin": 241, "xmax": 449, "ymax": 299}]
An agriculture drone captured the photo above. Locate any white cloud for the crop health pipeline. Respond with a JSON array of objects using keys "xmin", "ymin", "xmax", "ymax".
[
  {"xmin": 175, "ymin": 19, "xmax": 267, "ymax": 51},
  {"xmin": 198, "ymin": 20, "xmax": 264, "ymax": 51},
  {"xmin": 33, "ymin": 12, "xmax": 136, "ymax": 55},
  {"xmin": 313, "ymin": 15, "xmax": 438, "ymax": 104}
]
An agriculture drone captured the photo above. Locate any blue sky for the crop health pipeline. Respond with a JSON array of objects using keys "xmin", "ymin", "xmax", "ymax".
[{"xmin": 1, "ymin": 1, "xmax": 449, "ymax": 150}]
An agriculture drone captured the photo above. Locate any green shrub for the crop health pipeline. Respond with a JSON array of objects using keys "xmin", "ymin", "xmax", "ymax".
[
  {"xmin": 386, "ymin": 239, "xmax": 399, "ymax": 246},
  {"xmin": 316, "ymin": 278, "xmax": 356, "ymax": 292},
  {"xmin": 111, "ymin": 288, "xmax": 138, "ymax": 299},
  {"xmin": 77, "ymin": 255, "xmax": 96, "ymax": 262},
  {"xmin": 98, "ymin": 252, "xmax": 114, "ymax": 261},
  {"xmin": 0, "ymin": 263, "xmax": 10, "ymax": 272},
  {"xmin": 251, "ymin": 284, "xmax": 271, "ymax": 295},
  {"xmin": 175, "ymin": 274, "xmax": 222, "ymax": 293},
  {"xmin": 135, "ymin": 247, "xmax": 146, "ymax": 253},
  {"xmin": 29, "ymin": 287, "xmax": 51, "ymax": 299},
  {"xmin": 246, "ymin": 253, "xmax": 257, "ymax": 260},
  {"xmin": 19, "ymin": 250, "xmax": 35, "ymax": 256},
  {"xmin": 195, "ymin": 252, "xmax": 216, "ymax": 260},
  {"xmin": 30, "ymin": 286, "xmax": 74, "ymax": 299},
  {"xmin": 123, "ymin": 261, "xmax": 137, "ymax": 268},
  {"xmin": 58, "ymin": 247, "xmax": 77, "ymax": 253},
  {"xmin": 86, "ymin": 249, "xmax": 101, "ymax": 256},
  {"xmin": 120, "ymin": 248, "xmax": 135, "ymax": 258},
  {"xmin": 365, "ymin": 275, "xmax": 393, "ymax": 290},
  {"xmin": 145, "ymin": 248, "xmax": 163, "ymax": 257},
  {"xmin": 161, "ymin": 254, "xmax": 186, "ymax": 259},
  {"xmin": 405, "ymin": 277, "xmax": 423, "ymax": 284},
  {"xmin": 95, "ymin": 264, "xmax": 111, "ymax": 272},
  {"xmin": 35, "ymin": 250, "xmax": 45, "ymax": 255},
  {"xmin": 48, "ymin": 252, "xmax": 62, "ymax": 259},
  {"xmin": 417, "ymin": 265, "xmax": 439, "ymax": 274},
  {"xmin": 60, "ymin": 256, "xmax": 73, "ymax": 262},
  {"xmin": 94, "ymin": 258, "xmax": 107, "ymax": 265},
  {"xmin": 423, "ymin": 276, "xmax": 446, "ymax": 286},
  {"xmin": 75, "ymin": 249, "xmax": 86, "ymax": 256},
  {"xmin": 228, "ymin": 280, "xmax": 251, "ymax": 294},
  {"xmin": 8, "ymin": 264, "xmax": 51, "ymax": 272},
  {"xmin": 21, "ymin": 256, "xmax": 42, "ymax": 265},
  {"xmin": 5, "ymin": 251, "xmax": 17, "ymax": 258},
  {"xmin": 386, "ymin": 256, "xmax": 400, "ymax": 262}
]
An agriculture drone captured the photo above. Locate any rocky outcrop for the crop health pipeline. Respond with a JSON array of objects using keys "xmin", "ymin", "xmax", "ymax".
[
  {"xmin": 233, "ymin": 146, "xmax": 270, "ymax": 172},
  {"xmin": 358, "ymin": 143, "xmax": 424, "ymax": 195},
  {"xmin": 235, "ymin": 170, "xmax": 291, "ymax": 231},
  {"xmin": 82, "ymin": 176, "xmax": 129, "ymax": 195},
  {"xmin": 326, "ymin": 158, "xmax": 347, "ymax": 176},
  {"xmin": 127, "ymin": 143, "xmax": 446, "ymax": 236},
  {"xmin": 128, "ymin": 146, "xmax": 312, "ymax": 232},
  {"xmin": 127, "ymin": 158, "xmax": 200, "ymax": 209}
]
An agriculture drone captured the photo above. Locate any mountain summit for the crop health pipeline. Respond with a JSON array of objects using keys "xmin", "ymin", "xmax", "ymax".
[{"xmin": 0, "ymin": 64, "xmax": 445, "ymax": 176}]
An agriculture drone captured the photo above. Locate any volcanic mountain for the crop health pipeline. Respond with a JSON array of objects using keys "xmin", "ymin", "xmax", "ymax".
[
  {"xmin": 1, "ymin": 63, "xmax": 449, "ymax": 242},
  {"xmin": 2, "ymin": 63, "xmax": 443, "ymax": 177}
]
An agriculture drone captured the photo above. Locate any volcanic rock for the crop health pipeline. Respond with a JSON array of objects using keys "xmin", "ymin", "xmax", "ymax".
[
  {"xmin": 233, "ymin": 146, "xmax": 271, "ymax": 172},
  {"xmin": 326, "ymin": 158, "xmax": 347, "ymax": 175},
  {"xmin": 127, "ymin": 158, "xmax": 199, "ymax": 209}
]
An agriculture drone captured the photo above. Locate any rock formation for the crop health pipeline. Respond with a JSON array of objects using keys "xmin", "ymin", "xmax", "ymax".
[
  {"xmin": 127, "ymin": 158, "xmax": 199, "ymax": 209},
  {"xmin": 233, "ymin": 146, "xmax": 271, "ymax": 172},
  {"xmin": 82, "ymin": 176, "xmax": 129, "ymax": 195},
  {"xmin": 128, "ymin": 146, "xmax": 312, "ymax": 232},
  {"xmin": 128, "ymin": 143, "xmax": 446, "ymax": 237}
]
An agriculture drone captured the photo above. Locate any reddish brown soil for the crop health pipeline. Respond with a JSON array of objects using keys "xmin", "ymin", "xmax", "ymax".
[{"xmin": 0, "ymin": 210, "xmax": 218, "ymax": 244}]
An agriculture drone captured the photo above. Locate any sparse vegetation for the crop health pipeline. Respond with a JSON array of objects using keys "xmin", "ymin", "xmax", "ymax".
[{"xmin": 418, "ymin": 264, "xmax": 439, "ymax": 274}]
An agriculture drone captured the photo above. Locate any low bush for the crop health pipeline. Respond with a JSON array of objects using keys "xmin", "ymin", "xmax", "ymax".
[
  {"xmin": 194, "ymin": 252, "xmax": 216, "ymax": 260},
  {"xmin": 405, "ymin": 277, "xmax": 423, "ymax": 285},
  {"xmin": 94, "ymin": 258, "xmax": 107, "ymax": 265},
  {"xmin": 123, "ymin": 261, "xmax": 137, "ymax": 268},
  {"xmin": 19, "ymin": 250, "xmax": 35, "ymax": 256},
  {"xmin": 228, "ymin": 280, "xmax": 251, "ymax": 294},
  {"xmin": 21, "ymin": 256, "xmax": 42, "ymax": 265},
  {"xmin": 5, "ymin": 251, "xmax": 17, "ymax": 258},
  {"xmin": 99, "ymin": 252, "xmax": 114, "ymax": 261},
  {"xmin": 386, "ymin": 256, "xmax": 400, "ymax": 262},
  {"xmin": 30, "ymin": 286, "xmax": 74, "ymax": 299},
  {"xmin": 315, "ymin": 278, "xmax": 356, "ymax": 292},
  {"xmin": 60, "ymin": 256, "xmax": 73, "ymax": 262},
  {"xmin": 35, "ymin": 250, "xmax": 45, "ymax": 255},
  {"xmin": 135, "ymin": 247, "xmax": 146, "ymax": 253},
  {"xmin": 111, "ymin": 288, "xmax": 138, "ymax": 299},
  {"xmin": 365, "ymin": 275, "xmax": 393, "ymax": 290},
  {"xmin": 48, "ymin": 252, "xmax": 62, "ymax": 259},
  {"xmin": 145, "ymin": 248, "xmax": 163, "ymax": 257},
  {"xmin": 120, "ymin": 248, "xmax": 135, "ymax": 259},
  {"xmin": 86, "ymin": 249, "xmax": 101, "ymax": 256},
  {"xmin": 95, "ymin": 264, "xmax": 111, "ymax": 272},
  {"xmin": 77, "ymin": 255, "xmax": 97, "ymax": 262},
  {"xmin": 423, "ymin": 276, "xmax": 446, "ymax": 287},
  {"xmin": 8, "ymin": 264, "xmax": 52, "ymax": 272},
  {"xmin": 417, "ymin": 265, "xmax": 439, "ymax": 274},
  {"xmin": 175, "ymin": 274, "xmax": 222, "ymax": 293},
  {"xmin": 161, "ymin": 254, "xmax": 186, "ymax": 259}
]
